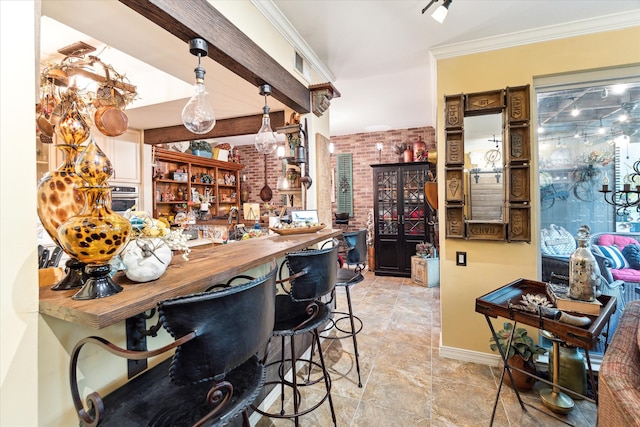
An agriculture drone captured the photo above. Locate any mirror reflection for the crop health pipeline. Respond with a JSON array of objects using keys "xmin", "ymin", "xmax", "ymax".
[{"xmin": 464, "ymin": 114, "xmax": 504, "ymax": 221}]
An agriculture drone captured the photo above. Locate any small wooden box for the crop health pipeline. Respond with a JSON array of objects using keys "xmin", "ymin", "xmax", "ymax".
[{"xmin": 411, "ymin": 256, "xmax": 439, "ymax": 287}]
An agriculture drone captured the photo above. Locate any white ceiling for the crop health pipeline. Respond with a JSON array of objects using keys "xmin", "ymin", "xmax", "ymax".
[{"xmin": 40, "ymin": 0, "xmax": 640, "ymax": 143}]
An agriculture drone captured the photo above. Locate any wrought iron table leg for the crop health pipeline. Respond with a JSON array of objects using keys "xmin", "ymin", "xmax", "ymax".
[{"xmin": 486, "ymin": 316, "xmax": 526, "ymax": 426}]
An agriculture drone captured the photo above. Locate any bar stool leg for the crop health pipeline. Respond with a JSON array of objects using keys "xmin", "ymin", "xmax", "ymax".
[
  {"xmin": 279, "ymin": 336, "xmax": 286, "ymax": 416},
  {"xmin": 289, "ymin": 334, "xmax": 300, "ymax": 427},
  {"xmin": 540, "ymin": 339, "xmax": 574, "ymax": 414},
  {"xmin": 313, "ymin": 329, "xmax": 337, "ymax": 426},
  {"xmin": 344, "ymin": 285, "xmax": 362, "ymax": 387}
]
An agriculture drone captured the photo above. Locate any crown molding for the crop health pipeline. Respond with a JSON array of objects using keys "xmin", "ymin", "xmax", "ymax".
[
  {"xmin": 431, "ymin": 10, "xmax": 640, "ymax": 59},
  {"xmin": 252, "ymin": 0, "xmax": 335, "ymax": 83}
]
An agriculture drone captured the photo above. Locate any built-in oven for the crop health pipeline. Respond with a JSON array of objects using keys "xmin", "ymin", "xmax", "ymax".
[{"xmin": 111, "ymin": 184, "xmax": 139, "ymax": 214}]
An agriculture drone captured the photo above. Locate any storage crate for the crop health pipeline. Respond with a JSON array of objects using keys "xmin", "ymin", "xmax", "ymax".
[{"xmin": 411, "ymin": 256, "xmax": 439, "ymax": 287}]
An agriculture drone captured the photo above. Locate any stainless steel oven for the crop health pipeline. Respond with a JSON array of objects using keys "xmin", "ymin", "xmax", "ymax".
[{"xmin": 111, "ymin": 184, "xmax": 139, "ymax": 214}]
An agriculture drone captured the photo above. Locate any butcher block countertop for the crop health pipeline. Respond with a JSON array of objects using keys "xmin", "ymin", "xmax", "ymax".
[{"xmin": 39, "ymin": 228, "xmax": 342, "ymax": 329}]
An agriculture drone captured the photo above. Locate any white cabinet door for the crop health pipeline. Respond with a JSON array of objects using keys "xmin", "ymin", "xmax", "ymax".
[{"xmin": 109, "ymin": 129, "xmax": 141, "ymax": 184}]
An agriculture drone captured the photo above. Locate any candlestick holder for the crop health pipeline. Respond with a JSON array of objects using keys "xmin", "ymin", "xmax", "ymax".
[{"xmin": 599, "ymin": 159, "xmax": 640, "ymax": 216}]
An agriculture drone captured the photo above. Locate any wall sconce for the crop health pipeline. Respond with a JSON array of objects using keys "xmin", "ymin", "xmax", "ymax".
[
  {"xmin": 493, "ymin": 167, "xmax": 502, "ymax": 184},
  {"xmin": 182, "ymin": 38, "xmax": 216, "ymax": 134},
  {"xmin": 329, "ymin": 142, "xmax": 335, "ymax": 156},
  {"xmin": 376, "ymin": 142, "xmax": 383, "ymax": 163},
  {"xmin": 339, "ymin": 175, "xmax": 350, "ymax": 193},
  {"xmin": 422, "ymin": 0, "xmax": 453, "ymax": 23},
  {"xmin": 470, "ymin": 167, "xmax": 481, "ymax": 184},
  {"xmin": 254, "ymin": 84, "xmax": 278, "ymax": 154}
]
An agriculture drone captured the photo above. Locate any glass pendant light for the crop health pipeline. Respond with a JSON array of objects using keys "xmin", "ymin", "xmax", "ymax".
[
  {"xmin": 182, "ymin": 38, "xmax": 216, "ymax": 135},
  {"xmin": 254, "ymin": 84, "xmax": 278, "ymax": 154}
]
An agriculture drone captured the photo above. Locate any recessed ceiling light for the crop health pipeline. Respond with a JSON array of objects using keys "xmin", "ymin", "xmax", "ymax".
[{"xmin": 612, "ymin": 84, "xmax": 626, "ymax": 95}]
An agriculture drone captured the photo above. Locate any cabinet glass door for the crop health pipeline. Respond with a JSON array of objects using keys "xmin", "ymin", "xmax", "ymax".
[
  {"xmin": 403, "ymin": 168, "xmax": 428, "ymax": 237},
  {"xmin": 376, "ymin": 169, "xmax": 398, "ymax": 236}
]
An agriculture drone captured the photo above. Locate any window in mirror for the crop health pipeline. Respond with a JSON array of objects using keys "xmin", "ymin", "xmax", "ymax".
[{"xmin": 465, "ymin": 114, "xmax": 504, "ymax": 221}]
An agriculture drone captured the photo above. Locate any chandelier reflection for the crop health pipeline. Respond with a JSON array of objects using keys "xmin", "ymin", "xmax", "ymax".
[{"xmin": 600, "ymin": 160, "xmax": 640, "ymax": 216}]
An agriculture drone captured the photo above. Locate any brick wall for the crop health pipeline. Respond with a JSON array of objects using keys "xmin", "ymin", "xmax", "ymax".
[
  {"xmin": 330, "ymin": 127, "xmax": 436, "ymax": 231},
  {"xmin": 235, "ymin": 126, "xmax": 436, "ymax": 227}
]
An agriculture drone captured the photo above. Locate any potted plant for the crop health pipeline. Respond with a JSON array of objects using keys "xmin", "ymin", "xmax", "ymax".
[
  {"xmin": 189, "ymin": 140, "xmax": 212, "ymax": 158},
  {"xmin": 489, "ymin": 322, "xmax": 546, "ymax": 391}
]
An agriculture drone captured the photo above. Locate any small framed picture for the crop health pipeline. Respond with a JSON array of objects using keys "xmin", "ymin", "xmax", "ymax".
[{"xmin": 291, "ymin": 210, "xmax": 319, "ymax": 224}]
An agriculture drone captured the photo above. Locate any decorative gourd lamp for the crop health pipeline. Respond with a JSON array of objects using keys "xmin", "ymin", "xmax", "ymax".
[{"xmin": 57, "ymin": 136, "xmax": 132, "ymax": 300}]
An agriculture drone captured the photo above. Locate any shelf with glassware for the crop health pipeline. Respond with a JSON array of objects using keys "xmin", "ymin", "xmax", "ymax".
[
  {"xmin": 276, "ymin": 122, "xmax": 307, "ymax": 212},
  {"xmin": 152, "ymin": 148, "xmax": 243, "ymax": 222}
]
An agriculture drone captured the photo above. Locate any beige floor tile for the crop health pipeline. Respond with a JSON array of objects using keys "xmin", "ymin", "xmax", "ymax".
[{"xmin": 253, "ymin": 271, "xmax": 597, "ymax": 426}]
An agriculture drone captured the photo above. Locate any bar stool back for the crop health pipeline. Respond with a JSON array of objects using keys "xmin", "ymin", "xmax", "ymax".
[
  {"xmin": 343, "ymin": 228, "xmax": 367, "ymax": 272},
  {"xmin": 69, "ymin": 268, "xmax": 277, "ymax": 427},
  {"xmin": 253, "ymin": 243, "xmax": 338, "ymax": 426}
]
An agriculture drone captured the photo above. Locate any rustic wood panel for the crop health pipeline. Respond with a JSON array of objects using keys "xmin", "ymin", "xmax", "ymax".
[
  {"xmin": 445, "ymin": 206, "xmax": 464, "ymax": 239},
  {"xmin": 119, "ymin": 0, "xmax": 310, "ymax": 113},
  {"xmin": 445, "ymin": 168, "xmax": 464, "ymax": 203},
  {"xmin": 465, "ymin": 90, "xmax": 505, "ymax": 115},
  {"xmin": 466, "ymin": 221, "xmax": 507, "ymax": 241},
  {"xmin": 445, "ymin": 129, "xmax": 464, "ymax": 166},
  {"xmin": 444, "ymin": 94, "xmax": 464, "ymax": 129},
  {"xmin": 506, "ymin": 122, "xmax": 531, "ymax": 163},
  {"xmin": 508, "ymin": 205, "xmax": 531, "ymax": 242},
  {"xmin": 507, "ymin": 164, "xmax": 530, "ymax": 203},
  {"xmin": 39, "ymin": 229, "xmax": 342, "ymax": 329},
  {"xmin": 143, "ymin": 111, "xmax": 285, "ymax": 145},
  {"xmin": 507, "ymin": 85, "xmax": 530, "ymax": 122}
]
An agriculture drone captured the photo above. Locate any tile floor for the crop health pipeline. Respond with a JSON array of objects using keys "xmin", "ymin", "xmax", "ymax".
[{"xmin": 255, "ymin": 270, "xmax": 598, "ymax": 427}]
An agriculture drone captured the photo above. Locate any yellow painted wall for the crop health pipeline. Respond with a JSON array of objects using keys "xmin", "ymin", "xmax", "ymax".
[{"xmin": 437, "ymin": 27, "xmax": 640, "ymax": 355}]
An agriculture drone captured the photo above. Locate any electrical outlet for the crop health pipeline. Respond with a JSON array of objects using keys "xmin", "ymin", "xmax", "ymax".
[{"xmin": 456, "ymin": 251, "xmax": 467, "ymax": 266}]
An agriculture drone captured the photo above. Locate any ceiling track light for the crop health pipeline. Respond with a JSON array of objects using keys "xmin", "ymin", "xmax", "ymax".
[
  {"xmin": 254, "ymin": 84, "xmax": 278, "ymax": 154},
  {"xmin": 421, "ymin": 0, "xmax": 453, "ymax": 23},
  {"xmin": 182, "ymin": 38, "xmax": 216, "ymax": 134}
]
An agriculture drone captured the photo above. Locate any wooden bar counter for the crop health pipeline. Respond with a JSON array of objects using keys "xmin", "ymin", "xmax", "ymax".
[{"xmin": 40, "ymin": 228, "xmax": 342, "ymax": 330}]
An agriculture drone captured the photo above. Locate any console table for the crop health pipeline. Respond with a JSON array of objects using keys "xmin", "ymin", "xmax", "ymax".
[{"xmin": 476, "ymin": 278, "xmax": 616, "ymax": 425}]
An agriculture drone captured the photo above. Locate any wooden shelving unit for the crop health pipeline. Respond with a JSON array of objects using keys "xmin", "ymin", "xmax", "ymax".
[{"xmin": 152, "ymin": 148, "xmax": 244, "ymax": 221}]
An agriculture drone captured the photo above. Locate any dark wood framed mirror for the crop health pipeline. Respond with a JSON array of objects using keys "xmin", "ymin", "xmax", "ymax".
[{"xmin": 444, "ymin": 85, "xmax": 531, "ymax": 242}]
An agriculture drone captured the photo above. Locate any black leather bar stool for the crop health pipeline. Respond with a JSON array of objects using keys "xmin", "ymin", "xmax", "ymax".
[
  {"xmin": 343, "ymin": 229, "xmax": 367, "ymax": 272},
  {"xmin": 253, "ymin": 244, "xmax": 339, "ymax": 427},
  {"xmin": 68, "ymin": 268, "xmax": 277, "ymax": 427},
  {"xmin": 318, "ymin": 232, "xmax": 366, "ymax": 388}
]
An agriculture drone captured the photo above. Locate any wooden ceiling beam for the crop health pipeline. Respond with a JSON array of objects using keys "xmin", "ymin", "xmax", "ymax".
[
  {"xmin": 143, "ymin": 111, "xmax": 285, "ymax": 145},
  {"xmin": 119, "ymin": 0, "xmax": 310, "ymax": 114}
]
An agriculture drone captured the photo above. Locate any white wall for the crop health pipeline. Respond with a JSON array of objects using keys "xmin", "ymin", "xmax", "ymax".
[{"xmin": 1, "ymin": 1, "xmax": 39, "ymax": 426}]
